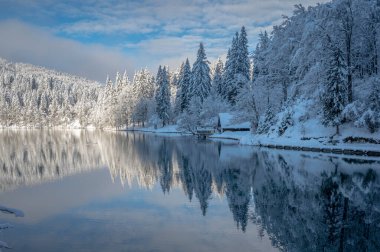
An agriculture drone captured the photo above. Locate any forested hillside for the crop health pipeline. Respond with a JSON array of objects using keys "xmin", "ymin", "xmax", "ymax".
[
  {"xmin": 1, "ymin": 0, "xmax": 379, "ymax": 138},
  {"xmin": 0, "ymin": 58, "xmax": 101, "ymax": 127},
  {"xmin": 252, "ymin": 0, "xmax": 380, "ymax": 137}
]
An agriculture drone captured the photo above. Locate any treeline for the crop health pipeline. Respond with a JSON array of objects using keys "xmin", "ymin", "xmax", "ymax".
[{"xmin": 1, "ymin": 0, "xmax": 379, "ymax": 134}]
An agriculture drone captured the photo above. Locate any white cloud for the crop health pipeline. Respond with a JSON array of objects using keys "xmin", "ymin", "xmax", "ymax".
[
  {"xmin": 54, "ymin": 0, "xmax": 330, "ymax": 72},
  {"xmin": 0, "ymin": 20, "xmax": 134, "ymax": 82},
  {"xmin": 0, "ymin": 0, "xmax": 331, "ymax": 77},
  {"xmin": 57, "ymin": 0, "xmax": 330, "ymax": 36}
]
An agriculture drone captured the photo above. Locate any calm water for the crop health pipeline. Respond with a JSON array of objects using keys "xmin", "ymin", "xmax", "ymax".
[{"xmin": 0, "ymin": 130, "xmax": 380, "ymax": 252}]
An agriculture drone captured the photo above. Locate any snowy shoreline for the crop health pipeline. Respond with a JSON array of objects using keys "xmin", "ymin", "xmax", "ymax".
[
  {"xmin": 1, "ymin": 126, "xmax": 379, "ymax": 157},
  {"xmin": 127, "ymin": 126, "xmax": 380, "ymax": 157}
]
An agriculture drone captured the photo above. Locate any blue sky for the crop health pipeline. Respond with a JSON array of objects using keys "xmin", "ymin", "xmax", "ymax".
[{"xmin": 0, "ymin": 0, "xmax": 328, "ymax": 82}]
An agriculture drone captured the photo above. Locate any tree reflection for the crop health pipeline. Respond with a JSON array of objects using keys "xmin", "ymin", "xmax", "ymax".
[{"xmin": 0, "ymin": 130, "xmax": 379, "ymax": 250}]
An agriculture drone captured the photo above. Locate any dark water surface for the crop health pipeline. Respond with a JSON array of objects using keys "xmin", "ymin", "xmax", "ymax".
[{"xmin": 0, "ymin": 130, "xmax": 379, "ymax": 252}]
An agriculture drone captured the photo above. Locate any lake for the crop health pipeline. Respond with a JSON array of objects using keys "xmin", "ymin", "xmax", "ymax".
[{"xmin": 0, "ymin": 130, "xmax": 379, "ymax": 251}]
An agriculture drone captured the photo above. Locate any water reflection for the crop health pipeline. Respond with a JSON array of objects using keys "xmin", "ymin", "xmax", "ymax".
[{"xmin": 0, "ymin": 130, "xmax": 380, "ymax": 251}]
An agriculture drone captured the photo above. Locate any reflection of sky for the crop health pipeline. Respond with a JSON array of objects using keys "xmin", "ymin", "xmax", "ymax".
[{"xmin": 0, "ymin": 167, "xmax": 277, "ymax": 252}]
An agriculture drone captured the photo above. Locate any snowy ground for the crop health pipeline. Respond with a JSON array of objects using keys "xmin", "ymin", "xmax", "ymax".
[{"xmin": 211, "ymin": 127, "xmax": 380, "ymax": 156}]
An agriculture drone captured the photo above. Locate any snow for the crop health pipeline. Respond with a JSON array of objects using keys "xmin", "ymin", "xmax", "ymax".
[
  {"xmin": 0, "ymin": 241, "xmax": 11, "ymax": 250},
  {"xmin": 66, "ymin": 119, "xmax": 82, "ymax": 129},
  {"xmin": 218, "ymin": 113, "xmax": 250, "ymax": 130},
  {"xmin": 0, "ymin": 205, "xmax": 23, "ymax": 251}
]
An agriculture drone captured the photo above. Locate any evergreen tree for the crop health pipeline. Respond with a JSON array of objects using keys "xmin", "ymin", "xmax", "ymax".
[
  {"xmin": 322, "ymin": 48, "xmax": 348, "ymax": 135},
  {"xmin": 191, "ymin": 43, "xmax": 211, "ymax": 103},
  {"xmin": 237, "ymin": 26, "xmax": 250, "ymax": 81},
  {"xmin": 174, "ymin": 62, "xmax": 185, "ymax": 116},
  {"xmin": 156, "ymin": 66, "xmax": 171, "ymax": 126},
  {"xmin": 223, "ymin": 33, "xmax": 239, "ymax": 103},
  {"xmin": 223, "ymin": 27, "xmax": 250, "ymax": 105},
  {"xmin": 155, "ymin": 66, "xmax": 163, "ymax": 106},
  {"xmin": 257, "ymin": 106, "xmax": 276, "ymax": 134},
  {"xmin": 212, "ymin": 58, "xmax": 224, "ymax": 96},
  {"xmin": 115, "ymin": 72, "xmax": 122, "ymax": 91},
  {"xmin": 122, "ymin": 70, "xmax": 130, "ymax": 88},
  {"xmin": 179, "ymin": 59, "xmax": 192, "ymax": 112}
]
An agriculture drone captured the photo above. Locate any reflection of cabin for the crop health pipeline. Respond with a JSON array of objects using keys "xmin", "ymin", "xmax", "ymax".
[{"xmin": 217, "ymin": 113, "xmax": 250, "ymax": 133}]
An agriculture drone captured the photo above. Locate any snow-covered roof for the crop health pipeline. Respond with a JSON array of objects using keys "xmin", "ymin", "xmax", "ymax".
[{"xmin": 218, "ymin": 113, "xmax": 250, "ymax": 129}]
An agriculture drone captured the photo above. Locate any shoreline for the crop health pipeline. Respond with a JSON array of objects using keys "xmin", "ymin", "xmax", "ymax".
[
  {"xmin": 2, "ymin": 126, "xmax": 379, "ymax": 157},
  {"xmin": 127, "ymin": 126, "xmax": 380, "ymax": 157}
]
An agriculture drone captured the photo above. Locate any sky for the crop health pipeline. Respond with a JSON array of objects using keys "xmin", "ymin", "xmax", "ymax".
[{"xmin": 0, "ymin": 0, "xmax": 329, "ymax": 82}]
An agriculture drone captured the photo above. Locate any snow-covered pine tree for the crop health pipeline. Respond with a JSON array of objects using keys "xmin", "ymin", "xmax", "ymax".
[
  {"xmin": 155, "ymin": 66, "xmax": 163, "ymax": 106},
  {"xmin": 337, "ymin": 0, "xmax": 354, "ymax": 103},
  {"xmin": 191, "ymin": 43, "xmax": 211, "ymax": 103},
  {"xmin": 237, "ymin": 26, "xmax": 250, "ymax": 82},
  {"xmin": 156, "ymin": 66, "xmax": 171, "ymax": 126},
  {"xmin": 122, "ymin": 70, "xmax": 130, "ymax": 88},
  {"xmin": 357, "ymin": 83, "xmax": 380, "ymax": 133},
  {"xmin": 223, "ymin": 27, "xmax": 251, "ymax": 105},
  {"xmin": 180, "ymin": 59, "xmax": 192, "ymax": 112},
  {"xmin": 212, "ymin": 58, "xmax": 224, "ymax": 97},
  {"xmin": 223, "ymin": 33, "xmax": 239, "ymax": 103},
  {"xmin": 257, "ymin": 106, "xmax": 276, "ymax": 134},
  {"xmin": 131, "ymin": 69, "xmax": 155, "ymax": 126},
  {"xmin": 115, "ymin": 72, "xmax": 122, "ymax": 91},
  {"xmin": 322, "ymin": 47, "xmax": 348, "ymax": 135},
  {"xmin": 174, "ymin": 62, "xmax": 185, "ymax": 117},
  {"xmin": 106, "ymin": 74, "xmax": 113, "ymax": 89}
]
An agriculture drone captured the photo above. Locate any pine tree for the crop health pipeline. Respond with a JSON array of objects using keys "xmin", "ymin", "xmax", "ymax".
[
  {"xmin": 223, "ymin": 27, "xmax": 250, "ymax": 105},
  {"xmin": 253, "ymin": 31, "xmax": 269, "ymax": 78},
  {"xmin": 223, "ymin": 33, "xmax": 239, "ymax": 103},
  {"xmin": 237, "ymin": 26, "xmax": 250, "ymax": 81},
  {"xmin": 191, "ymin": 43, "xmax": 211, "ymax": 103},
  {"xmin": 131, "ymin": 69, "xmax": 155, "ymax": 126},
  {"xmin": 180, "ymin": 59, "xmax": 192, "ymax": 112},
  {"xmin": 115, "ymin": 72, "xmax": 122, "ymax": 91},
  {"xmin": 322, "ymin": 48, "xmax": 348, "ymax": 135},
  {"xmin": 257, "ymin": 106, "xmax": 276, "ymax": 134},
  {"xmin": 122, "ymin": 70, "xmax": 130, "ymax": 88},
  {"xmin": 106, "ymin": 75, "xmax": 113, "ymax": 89},
  {"xmin": 156, "ymin": 66, "xmax": 171, "ymax": 126},
  {"xmin": 212, "ymin": 58, "xmax": 224, "ymax": 96},
  {"xmin": 155, "ymin": 66, "xmax": 163, "ymax": 106},
  {"xmin": 174, "ymin": 62, "xmax": 185, "ymax": 116}
]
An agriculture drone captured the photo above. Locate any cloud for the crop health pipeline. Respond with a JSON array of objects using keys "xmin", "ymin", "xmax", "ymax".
[
  {"xmin": 0, "ymin": 0, "xmax": 331, "ymax": 77},
  {"xmin": 0, "ymin": 19, "xmax": 134, "ymax": 82},
  {"xmin": 55, "ymin": 0, "xmax": 330, "ymax": 71},
  {"xmin": 56, "ymin": 0, "xmax": 329, "ymax": 35}
]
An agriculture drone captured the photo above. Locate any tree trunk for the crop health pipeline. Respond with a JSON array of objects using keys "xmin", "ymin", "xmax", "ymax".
[{"xmin": 336, "ymin": 125, "xmax": 340, "ymax": 136}]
